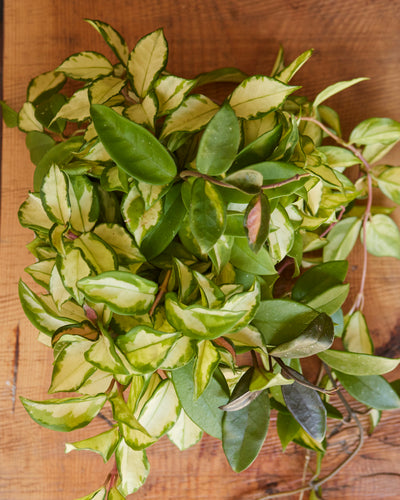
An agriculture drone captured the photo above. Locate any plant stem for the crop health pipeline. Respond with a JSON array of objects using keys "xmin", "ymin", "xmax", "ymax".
[
  {"xmin": 149, "ymin": 269, "xmax": 172, "ymax": 316},
  {"xmin": 319, "ymin": 204, "xmax": 346, "ymax": 238},
  {"xmin": 180, "ymin": 169, "xmax": 310, "ymax": 191},
  {"xmin": 300, "ymin": 116, "xmax": 373, "ymax": 314}
]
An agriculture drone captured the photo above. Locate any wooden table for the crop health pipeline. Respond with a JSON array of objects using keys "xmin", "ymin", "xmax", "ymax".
[{"xmin": 1, "ymin": 1, "xmax": 400, "ymax": 498}]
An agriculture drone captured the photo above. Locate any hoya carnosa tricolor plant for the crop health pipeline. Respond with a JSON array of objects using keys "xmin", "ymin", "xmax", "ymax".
[{"xmin": 2, "ymin": 18, "xmax": 400, "ymax": 500}]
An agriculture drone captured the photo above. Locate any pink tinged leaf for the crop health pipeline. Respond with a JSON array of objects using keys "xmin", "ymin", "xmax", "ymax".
[{"xmin": 244, "ymin": 193, "xmax": 270, "ymax": 253}]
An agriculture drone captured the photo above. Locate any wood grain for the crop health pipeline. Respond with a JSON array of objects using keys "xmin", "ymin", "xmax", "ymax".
[{"xmin": 1, "ymin": 1, "xmax": 400, "ymax": 499}]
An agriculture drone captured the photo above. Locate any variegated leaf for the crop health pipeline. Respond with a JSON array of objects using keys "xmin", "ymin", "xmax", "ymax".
[
  {"xmin": 194, "ymin": 340, "xmax": 220, "ymax": 399},
  {"xmin": 27, "ymin": 70, "xmax": 66, "ymax": 104},
  {"xmin": 50, "ymin": 88, "xmax": 91, "ymax": 124},
  {"xmin": 133, "ymin": 198, "xmax": 163, "ymax": 246},
  {"xmin": 124, "ymin": 93, "xmax": 158, "ymax": 130},
  {"xmin": 50, "ymin": 336, "xmax": 96, "ymax": 393},
  {"xmin": 65, "ymin": 426, "xmax": 119, "ymax": 463},
  {"xmin": 93, "ymin": 223, "xmax": 145, "ymax": 269},
  {"xmin": 25, "ymin": 259, "xmax": 55, "ymax": 289},
  {"xmin": 158, "ymin": 336, "xmax": 196, "ymax": 370},
  {"xmin": 56, "ymin": 51, "xmax": 113, "ymax": 80},
  {"xmin": 116, "ymin": 326, "xmax": 179, "ymax": 373},
  {"xmin": 86, "ymin": 19, "xmax": 129, "ymax": 65},
  {"xmin": 121, "ymin": 185, "xmax": 145, "ymax": 235},
  {"xmin": 73, "ymin": 232, "xmax": 117, "ymax": 273},
  {"xmin": 68, "ymin": 174, "xmax": 100, "ymax": 233},
  {"xmin": 18, "ymin": 102, "xmax": 43, "ymax": 132},
  {"xmin": 229, "ymin": 76, "xmax": 299, "ymax": 119},
  {"xmin": 164, "ymin": 293, "xmax": 244, "ymax": 339},
  {"xmin": 18, "ymin": 192, "xmax": 53, "ymax": 233},
  {"xmin": 161, "ymin": 94, "xmax": 219, "ymax": 138},
  {"xmin": 128, "ymin": 29, "xmax": 168, "ymax": 98},
  {"xmin": 19, "ymin": 280, "xmax": 77, "ymax": 336},
  {"xmin": 57, "ymin": 247, "xmax": 92, "ymax": 304},
  {"xmin": 20, "ymin": 394, "xmax": 107, "ymax": 431},
  {"xmin": 49, "ymin": 264, "xmax": 70, "ymax": 308},
  {"xmin": 154, "ymin": 75, "xmax": 195, "ymax": 114},
  {"xmin": 78, "ymin": 271, "xmax": 158, "ymax": 315},
  {"xmin": 167, "ymin": 409, "xmax": 203, "ymax": 451},
  {"xmin": 40, "ymin": 165, "xmax": 71, "ymax": 225},
  {"xmin": 85, "ymin": 331, "xmax": 129, "ymax": 375},
  {"xmin": 115, "ymin": 441, "xmax": 150, "ymax": 496},
  {"xmin": 89, "ymin": 75, "xmax": 126, "ymax": 105}
]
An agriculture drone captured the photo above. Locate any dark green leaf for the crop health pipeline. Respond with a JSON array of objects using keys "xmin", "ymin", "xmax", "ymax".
[
  {"xmin": 222, "ymin": 369, "xmax": 270, "ymax": 472},
  {"xmin": 277, "ymin": 412, "xmax": 300, "ymax": 451},
  {"xmin": 25, "ymin": 131, "xmax": 55, "ymax": 165},
  {"xmin": 335, "ymin": 371, "xmax": 400, "ymax": 410},
  {"xmin": 91, "ymin": 104, "xmax": 177, "ymax": 184},
  {"xmin": 0, "ymin": 100, "xmax": 18, "ymax": 127},
  {"xmin": 35, "ymin": 93, "xmax": 67, "ymax": 133},
  {"xmin": 282, "ymin": 382, "xmax": 326, "ymax": 441},
  {"xmin": 196, "ymin": 103, "xmax": 240, "ymax": 175},
  {"xmin": 171, "ymin": 361, "xmax": 229, "ymax": 439}
]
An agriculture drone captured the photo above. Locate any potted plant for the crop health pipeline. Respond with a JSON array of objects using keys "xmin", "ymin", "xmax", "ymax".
[{"xmin": 2, "ymin": 19, "xmax": 400, "ymax": 500}]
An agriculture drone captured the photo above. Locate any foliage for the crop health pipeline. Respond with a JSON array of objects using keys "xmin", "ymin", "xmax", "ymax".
[{"xmin": 3, "ymin": 19, "xmax": 400, "ymax": 499}]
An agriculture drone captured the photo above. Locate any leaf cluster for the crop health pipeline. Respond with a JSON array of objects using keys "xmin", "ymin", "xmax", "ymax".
[{"xmin": 3, "ymin": 19, "xmax": 400, "ymax": 499}]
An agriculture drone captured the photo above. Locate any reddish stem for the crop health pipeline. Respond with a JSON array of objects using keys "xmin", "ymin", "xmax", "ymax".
[{"xmin": 149, "ymin": 269, "xmax": 172, "ymax": 317}]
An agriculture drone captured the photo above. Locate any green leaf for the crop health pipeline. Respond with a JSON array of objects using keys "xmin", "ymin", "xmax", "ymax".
[
  {"xmin": 230, "ymin": 237, "xmax": 276, "ymax": 275},
  {"xmin": 0, "ymin": 100, "xmax": 18, "ymax": 127},
  {"xmin": 364, "ymin": 214, "xmax": 400, "ymax": 259},
  {"xmin": 323, "ymin": 217, "xmax": 362, "ymax": 261},
  {"xmin": 222, "ymin": 369, "xmax": 270, "ymax": 472},
  {"xmin": 313, "ymin": 78, "xmax": 368, "ymax": 108},
  {"xmin": 276, "ymin": 49, "xmax": 313, "ymax": 83},
  {"xmin": 350, "ymin": 117, "xmax": 400, "ymax": 145},
  {"xmin": 20, "ymin": 394, "xmax": 106, "ymax": 432},
  {"xmin": 161, "ymin": 94, "xmax": 219, "ymax": 138},
  {"xmin": 50, "ymin": 337, "xmax": 96, "ymax": 393},
  {"xmin": 335, "ymin": 372, "xmax": 400, "ymax": 410},
  {"xmin": 91, "ymin": 104, "xmax": 177, "ymax": 184},
  {"xmin": 34, "ymin": 136, "xmax": 85, "ymax": 191},
  {"xmin": 18, "ymin": 102, "xmax": 43, "ymax": 132},
  {"xmin": 158, "ymin": 335, "xmax": 196, "ymax": 370},
  {"xmin": 86, "ymin": 19, "xmax": 129, "ymax": 65},
  {"xmin": 196, "ymin": 103, "xmax": 240, "ymax": 175},
  {"xmin": 57, "ymin": 51, "xmax": 113, "ymax": 80},
  {"xmin": 230, "ymin": 123, "xmax": 282, "ymax": 171},
  {"xmin": 115, "ymin": 442, "xmax": 150, "ymax": 496},
  {"xmin": 189, "ymin": 178, "xmax": 226, "ymax": 252},
  {"xmin": 128, "ymin": 29, "xmax": 168, "ymax": 98},
  {"xmin": 292, "ymin": 261, "xmax": 349, "ymax": 315},
  {"xmin": 171, "ymin": 360, "xmax": 229, "ymax": 439},
  {"xmin": 194, "ymin": 340, "xmax": 221, "ymax": 399},
  {"xmin": 19, "ymin": 280, "xmax": 76, "ymax": 336},
  {"xmin": 269, "ymin": 312, "xmax": 334, "ymax": 358},
  {"xmin": 195, "ymin": 67, "xmax": 248, "ymax": 86},
  {"xmin": 66, "ymin": 426, "xmax": 119, "ymax": 463},
  {"xmin": 228, "ymin": 76, "xmax": 299, "ymax": 119},
  {"xmin": 34, "ymin": 93, "xmax": 66, "ymax": 135},
  {"xmin": 74, "ymin": 487, "xmax": 107, "ymax": 500},
  {"xmin": 343, "ymin": 311, "xmax": 373, "ymax": 354},
  {"xmin": 193, "ymin": 271, "xmax": 225, "ymax": 308},
  {"xmin": 282, "ymin": 382, "xmax": 326, "ymax": 441},
  {"xmin": 27, "ymin": 70, "xmax": 66, "ymax": 104},
  {"xmin": 377, "ymin": 167, "xmax": 400, "ymax": 204},
  {"xmin": 154, "ymin": 75, "xmax": 195, "ymax": 114},
  {"xmin": 78, "ymin": 271, "xmax": 157, "ymax": 315},
  {"xmin": 26, "ymin": 131, "xmax": 55, "ymax": 165},
  {"xmin": 318, "ymin": 146, "xmax": 361, "ymax": 170},
  {"xmin": 165, "ymin": 293, "xmax": 244, "ymax": 339},
  {"xmin": 277, "ymin": 412, "xmax": 301, "ymax": 451},
  {"xmin": 222, "ymin": 281, "xmax": 261, "ymax": 331},
  {"xmin": 167, "ymin": 409, "xmax": 203, "ymax": 450},
  {"xmin": 116, "ymin": 326, "xmax": 178, "ymax": 373},
  {"xmin": 318, "ymin": 349, "xmax": 400, "ymax": 375}
]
